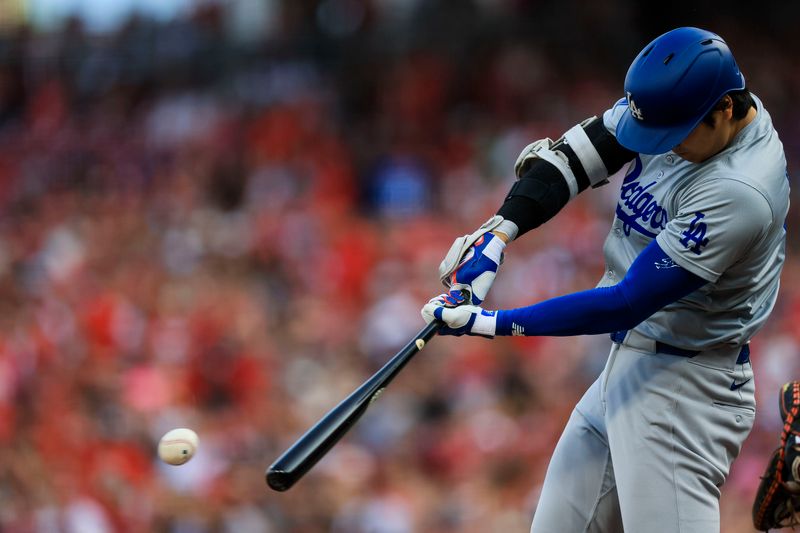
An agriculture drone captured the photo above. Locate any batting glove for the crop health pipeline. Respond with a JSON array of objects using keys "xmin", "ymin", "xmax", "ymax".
[
  {"xmin": 421, "ymin": 295, "xmax": 497, "ymax": 338},
  {"xmin": 439, "ymin": 231, "xmax": 506, "ymax": 306}
]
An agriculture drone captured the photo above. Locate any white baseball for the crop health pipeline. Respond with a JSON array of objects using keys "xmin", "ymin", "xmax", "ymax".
[{"xmin": 158, "ymin": 428, "xmax": 199, "ymax": 465}]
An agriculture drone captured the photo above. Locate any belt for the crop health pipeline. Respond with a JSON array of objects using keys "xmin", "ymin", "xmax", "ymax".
[{"xmin": 610, "ymin": 330, "xmax": 750, "ymax": 365}]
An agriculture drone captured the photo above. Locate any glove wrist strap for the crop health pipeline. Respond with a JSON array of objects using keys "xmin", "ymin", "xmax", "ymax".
[
  {"xmin": 494, "ymin": 219, "xmax": 519, "ymax": 242},
  {"xmin": 482, "ymin": 235, "xmax": 506, "ymax": 265},
  {"xmin": 471, "ymin": 311, "xmax": 497, "ymax": 337}
]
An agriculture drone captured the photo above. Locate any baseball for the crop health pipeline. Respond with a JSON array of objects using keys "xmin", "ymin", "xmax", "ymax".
[{"xmin": 158, "ymin": 428, "xmax": 199, "ymax": 465}]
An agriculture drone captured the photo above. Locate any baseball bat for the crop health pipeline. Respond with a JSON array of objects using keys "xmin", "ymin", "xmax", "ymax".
[{"xmin": 266, "ymin": 320, "xmax": 443, "ymax": 491}]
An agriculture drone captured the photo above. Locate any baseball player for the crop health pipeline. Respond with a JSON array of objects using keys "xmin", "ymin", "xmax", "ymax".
[{"xmin": 421, "ymin": 27, "xmax": 790, "ymax": 532}]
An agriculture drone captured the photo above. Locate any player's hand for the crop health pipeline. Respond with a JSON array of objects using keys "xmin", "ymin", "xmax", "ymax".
[
  {"xmin": 421, "ymin": 295, "xmax": 497, "ymax": 338},
  {"xmin": 439, "ymin": 232, "xmax": 505, "ymax": 306}
]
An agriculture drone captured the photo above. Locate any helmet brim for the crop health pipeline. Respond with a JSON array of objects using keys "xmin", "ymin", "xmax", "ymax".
[{"xmin": 615, "ymin": 110, "xmax": 700, "ymax": 155}]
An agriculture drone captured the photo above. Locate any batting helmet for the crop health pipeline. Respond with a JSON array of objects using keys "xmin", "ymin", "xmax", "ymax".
[{"xmin": 615, "ymin": 27, "xmax": 745, "ymax": 155}]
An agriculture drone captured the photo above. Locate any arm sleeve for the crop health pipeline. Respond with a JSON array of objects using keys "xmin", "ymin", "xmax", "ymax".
[{"xmin": 494, "ymin": 239, "xmax": 707, "ymax": 336}]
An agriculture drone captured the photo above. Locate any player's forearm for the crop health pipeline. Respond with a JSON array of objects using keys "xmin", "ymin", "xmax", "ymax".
[
  {"xmin": 498, "ymin": 118, "xmax": 635, "ymax": 237},
  {"xmin": 495, "ymin": 285, "xmax": 642, "ymax": 336},
  {"xmin": 496, "ymin": 158, "xmax": 572, "ymax": 237},
  {"xmin": 494, "ymin": 241, "xmax": 707, "ymax": 337}
]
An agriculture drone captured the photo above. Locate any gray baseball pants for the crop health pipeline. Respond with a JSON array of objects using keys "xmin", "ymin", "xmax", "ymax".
[{"xmin": 530, "ymin": 330, "xmax": 755, "ymax": 533}]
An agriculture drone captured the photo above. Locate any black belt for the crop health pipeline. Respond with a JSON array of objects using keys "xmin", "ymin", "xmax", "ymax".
[{"xmin": 610, "ymin": 330, "xmax": 750, "ymax": 365}]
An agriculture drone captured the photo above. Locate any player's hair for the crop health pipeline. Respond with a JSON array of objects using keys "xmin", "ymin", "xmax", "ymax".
[{"xmin": 701, "ymin": 89, "xmax": 754, "ymax": 126}]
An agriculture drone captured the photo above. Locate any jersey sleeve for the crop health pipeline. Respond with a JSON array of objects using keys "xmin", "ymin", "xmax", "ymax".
[
  {"xmin": 602, "ymin": 98, "xmax": 628, "ymax": 137},
  {"xmin": 656, "ymin": 177, "xmax": 773, "ymax": 282}
]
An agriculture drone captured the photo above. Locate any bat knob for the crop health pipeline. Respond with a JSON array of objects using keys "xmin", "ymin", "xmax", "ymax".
[{"xmin": 266, "ymin": 469, "xmax": 292, "ymax": 492}]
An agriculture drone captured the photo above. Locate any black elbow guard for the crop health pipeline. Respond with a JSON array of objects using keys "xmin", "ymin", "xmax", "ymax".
[
  {"xmin": 497, "ymin": 160, "xmax": 572, "ymax": 235},
  {"xmin": 578, "ymin": 117, "xmax": 637, "ymax": 177},
  {"xmin": 555, "ymin": 117, "xmax": 636, "ymax": 188},
  {"xmin": 499, "ymin": 117, "xmax": 635, "ymax": 236}
]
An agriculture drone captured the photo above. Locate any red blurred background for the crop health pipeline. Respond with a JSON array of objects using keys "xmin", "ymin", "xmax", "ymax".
[{"xmin": 0, "ymin": 1, "xmax": 798, "ymax": 532}]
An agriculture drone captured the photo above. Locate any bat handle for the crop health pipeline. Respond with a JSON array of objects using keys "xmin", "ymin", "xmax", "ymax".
[{"xmin": 417, "ymin": 319, "xmax": 443, "ymax": 344}]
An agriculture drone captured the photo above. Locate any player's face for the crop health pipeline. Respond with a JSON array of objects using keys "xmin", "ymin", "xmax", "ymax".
[
  {"xmin": 672, "ymin": 98, "xmax": 749, "ymax": 163},
  {"xmin": 671, "ymin": 120, "xmax": 729, "ymax": 163}
]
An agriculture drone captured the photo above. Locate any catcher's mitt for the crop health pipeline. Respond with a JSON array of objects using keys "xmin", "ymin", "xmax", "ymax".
[{"xmin": 753, "ymin": 381, "xmax": 800, "ymax": 531}]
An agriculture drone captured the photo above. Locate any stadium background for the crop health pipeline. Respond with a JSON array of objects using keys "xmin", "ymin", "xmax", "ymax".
[{"xmin": 0, "ymin": 1, "xmax": 797, "ymax": 531}]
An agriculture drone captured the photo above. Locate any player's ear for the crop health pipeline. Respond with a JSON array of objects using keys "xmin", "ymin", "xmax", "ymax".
[
  {"xmin": 701, "ymin": 95, "xmax": 731, "ymax": 128},
  {"xmin": 719, "ymin": 95, "xmax": 733, "ymax": 117}
]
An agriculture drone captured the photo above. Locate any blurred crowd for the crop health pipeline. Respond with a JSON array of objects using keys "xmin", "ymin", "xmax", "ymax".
[{"xmin": 0, "ymin": 1, "xmax": 798, "ymax": 532}]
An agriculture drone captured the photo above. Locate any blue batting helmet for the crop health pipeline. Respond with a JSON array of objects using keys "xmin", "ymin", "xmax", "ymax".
[{"xmin": 615, "ymin": 27, "xmax": 745, "ymax": 155}]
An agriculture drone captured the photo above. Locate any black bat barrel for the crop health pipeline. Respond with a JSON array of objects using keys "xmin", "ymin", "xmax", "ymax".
[{"xmin": 266, "ymin": 320, "xmax": 442, "ymax": 491}]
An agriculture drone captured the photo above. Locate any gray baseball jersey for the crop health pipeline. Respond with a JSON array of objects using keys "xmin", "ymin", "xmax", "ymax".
[{"xmin": 598, "ymin": 93, "xmax": 789, "ymax": 351}]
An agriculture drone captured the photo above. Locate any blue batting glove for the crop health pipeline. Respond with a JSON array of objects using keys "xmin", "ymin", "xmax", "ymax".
[
  {"xmin": 444, "ymin": 233, "xmax": 505, "ymax": 306},
  {"xmin": 421, "ymin": 296, "xmax": 497, "ymax": 338}
]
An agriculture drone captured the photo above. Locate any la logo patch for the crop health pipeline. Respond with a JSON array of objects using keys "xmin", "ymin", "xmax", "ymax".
[
  {"xmin": 679, "ymin": 212, "xmax": 709, "ymax": 255},
  {"xmin": 627, "ymin": 92, "xmax": 644, "ymax": 120}
]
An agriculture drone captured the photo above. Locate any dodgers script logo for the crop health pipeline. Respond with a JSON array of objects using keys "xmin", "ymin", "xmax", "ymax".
[{"xmin": 616, "ymin": 156, "xmax": 669, "ymax": 238}]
